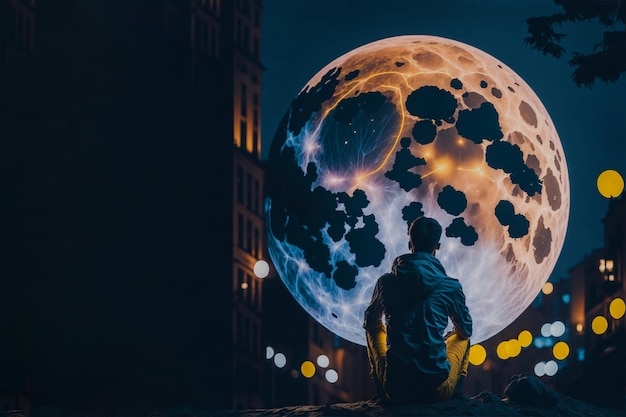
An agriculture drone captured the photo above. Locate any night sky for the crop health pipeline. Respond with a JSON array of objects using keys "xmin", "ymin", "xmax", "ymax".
[{"xmin": 261, "ymin": 0, "xmax": 626, "ymax": 284}]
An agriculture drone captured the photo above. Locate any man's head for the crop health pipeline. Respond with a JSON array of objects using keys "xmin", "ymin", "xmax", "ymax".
[{"xmin": 408, "ymin": 216, "xmax": 442, "ymax": 254}]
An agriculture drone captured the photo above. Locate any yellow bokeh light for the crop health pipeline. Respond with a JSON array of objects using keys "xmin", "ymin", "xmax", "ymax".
[
  {"xmin": 591, "ymin": 316, "xmax": 609, "ymax": 335},
  {"xmin": 506, "ymin": 339, "xmax": 522, "ymax": 358},
  {"xmin": 300, "ymin": 360, "xmax": 316, "ymax": 378},
  {"xmin": 496, "ymin": 341, "xmax": 510, "ymax": 360},
  {"xmin": 542, "ymin": 282, "xmax": 553, "ymax": 295},
  {"xmin": 553, "ymin": 341, "xmax": 570, "ymax": 360},
  {"xmin": 518, "ymin": 330, "xmax": 533, "ymax": 348},
  {"xmin": 597, "ymin": 169, "xmax": 624, "ymax": 198},
  {"xmin": 609, "ymin": 298, "xmax": 626, "ymax": 319},
  {"xmin": 469, "ymin": 344, "xmax": 487, "ymax": 366}
]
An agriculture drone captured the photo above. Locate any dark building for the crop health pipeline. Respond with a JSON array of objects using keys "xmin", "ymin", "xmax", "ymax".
[
  {"xmin": 2, "ymin": 0, "xmax": 374, "ymax": 412},
  {"xmin": 561, "ymin": 196, "xmax": 626, "ymax": 409},
  {"xmin": 1, "ymin": 0, "xmax": 267, "ymax": 411}
]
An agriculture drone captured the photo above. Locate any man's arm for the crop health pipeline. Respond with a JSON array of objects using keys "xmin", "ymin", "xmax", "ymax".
[
  {"xmin": 450, "ymin": 282, "xmax": 472, "ymax": 340},
  {"xmin": 363, "ymin": 278, "xmax": 387, "ymax": 355},
  {"xmin": 363, "ymin": 277, "xmax": 388, "ymax": 396}
]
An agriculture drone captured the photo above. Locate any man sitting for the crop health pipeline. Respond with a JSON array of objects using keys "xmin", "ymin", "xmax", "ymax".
[{"xmin": 363, "ymin": 216, "xmax": 473, "ymax": 403}]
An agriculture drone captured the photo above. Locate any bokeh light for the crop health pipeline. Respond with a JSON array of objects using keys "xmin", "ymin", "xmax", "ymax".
[
  {"xmin": 542, "ymin": 282, "xmax": 554, "ymax": 295},
  {"xmin": 597, "ymin": 169, "xmax": 624, "ymax": 198},
  {"xmin": 541, "ymin": 323, "xmax": 552, "ymax": 337},
  {"xmin": 254, "ymin": 260, "xmax": 270, "ymax": 278},
  {"xmin": 518, "ymin": 330, "xmax": 533, "ymax": 347},
  {"xmin": 506, "ymin": 339, "xmax": 522, "ymax": 358},
  {"xmin": 325, "ymin": 369, "xmax": 339, "ymax": 384},
  {"xmin": 591, "ymin": 316, "xmax": 608, "ymax": 335},
  {"xmin": 609, "ymin": 297, "xmax": 626, "ymax": 319},
  {"xmin": 266, "ymin": 346, "xmax": 275, "ymax": 360},
  {"xmin": 553, "ymin": 341, "xmax": 570, "ymax": 360},
  {"xmin": 274, "ymin": 353, "xmax": 287, "ymax": 368},
  {"xmin": 496, "ymin": 341, "xmax": 510, "ymax": 360},
  {"xmin": 300, "ymin": 361, "xmax": 316, "ymax": 378},
  {"xmin": 534, "ymin": 362, "xmax": 546, "ymax": 377},
  {"xmin": 544, "ymin": 360, "xmax": 558, "ymax": 376},
  {"xmin": 550, "ymin": 321, "xmax": 565, "ymax": 337},
  {"xmin": 469, "ymin": 344, "xmax": 487, "ymax": 366},
  {"xmin": 317, "ymin": 354, "xmax": 330, "ymax": 368}
]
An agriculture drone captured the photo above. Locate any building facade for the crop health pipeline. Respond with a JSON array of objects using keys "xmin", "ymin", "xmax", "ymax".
[{"xmin": 562, "ymin": 196, "xmax": 625, "ymax": 409}]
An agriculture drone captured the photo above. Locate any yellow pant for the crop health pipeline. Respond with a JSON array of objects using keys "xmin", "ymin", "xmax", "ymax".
[{"xmin": 366, "ymin": 330, "xmax": 470, "ymax": 402}]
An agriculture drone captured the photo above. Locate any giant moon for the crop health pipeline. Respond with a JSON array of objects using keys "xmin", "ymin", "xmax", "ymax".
[{"xmin": 266, "ymin": 35, "xmax": 569, "ymax": 345}]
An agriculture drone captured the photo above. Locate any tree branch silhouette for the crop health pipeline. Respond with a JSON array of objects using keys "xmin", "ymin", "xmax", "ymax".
[{"xmin": 524, "ymin": 0, "xmax": 625, "ymax": 88}]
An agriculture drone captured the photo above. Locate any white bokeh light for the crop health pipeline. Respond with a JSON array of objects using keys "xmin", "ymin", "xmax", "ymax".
[
  {"xmin": 317, "ymin": 354, "xmax": 330, "ymax": 368},
  {"xmin": 254, "ymin": 260, "xmax": 270, "ymax": 278},
  {"xmin": 266, "ymin": 346, "xmax": 275, "ymax": 360},
  {"xmin": 274, "ymin": 353, "xmax": 287, "ymax": 368},
  {"xmin": 550, "ymin": 321, "xmax": 565, "ymax": 337},
  {"xmin": 544, "ymin": 360, "xmax": 558, "ymax": 376},
  {"xmin": 534, "ymin": 362, "xmax": 546, "ymax": 377},
  {"xmin": 541, "ymin": 323, "xmax": 552, "ymax": 337},
  {"xmin": 325, "ymin": 369, "xmax": 339, "ymax": 383}
]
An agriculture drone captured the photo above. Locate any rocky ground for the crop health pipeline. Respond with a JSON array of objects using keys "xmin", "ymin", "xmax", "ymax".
[{"xmin": 4, "ymin": 376, "xmax": 624, "ymax": 417}]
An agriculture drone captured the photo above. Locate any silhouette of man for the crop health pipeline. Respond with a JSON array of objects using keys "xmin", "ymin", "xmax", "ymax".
[{"xmin": 363, "ymin": 216, "xmax": 472, "ymax": 403}]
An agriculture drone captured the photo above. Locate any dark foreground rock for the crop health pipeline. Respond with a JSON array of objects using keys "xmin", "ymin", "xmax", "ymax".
[
  {"xmin": 3, "ymin": 378, "xmax": 623, "ymax": 417},
  {"xmin": 8, "ymin": 395, "xmax": 623, "ymax": 417}
]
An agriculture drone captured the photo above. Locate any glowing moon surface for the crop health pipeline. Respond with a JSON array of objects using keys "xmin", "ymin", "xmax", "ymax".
[{"xmin": 266, "ymin": 35, "xmax": 569, "ymax": 345}]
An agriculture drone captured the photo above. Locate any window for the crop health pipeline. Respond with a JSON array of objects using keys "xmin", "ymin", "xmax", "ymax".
[
  {"xmin": 253, "ymin": 36, "xmax": 259, "ymax": 59},
  {"xmin": 246, "ymin": 219, "xmax": 252, "ymax": 253},
  {"xmin": 253, "ymin": 130, "xmax": 259, "ymax": 157},
  {"xmin": 254, "ymin": 8, "xmax": 260, "ymax": 27},
  {"xmin": 238, "ymin": 213, "xmax": 244, "ymax": 248},
  {"xmin": 243, "ymin": 25, "xmax": 250, "ymax": 52},
  {"xmin": 237, "ymin": 268, "xmax": 245, "ymax": 297},
  {"xmin": 240, "ymin": 121, "xmax": 247, "ymax": 149},
  {"xmin": 237, "ymin": 165, "xmax": 244, "ymax": 204},
  {"xmin": 241, "ymin": 83, "xmax": 247, "ymax": 117},
  {"xmin": 253, "ymin": 179, "xmax": 260, "ymax": 214},
  {"xmin": 253, "ymin": 227, "xmax": 259, "ymax": 257},
  {"xmin": 246, "ymin": 274, "xmax": 252, "ymax": 303},
  {"xmin": 246, "ymin": 173, "xmax": 252, "ymax": 210},
  {"xmin": 254, "ymin": 278, "xmax": 260, "ymax": 309}
]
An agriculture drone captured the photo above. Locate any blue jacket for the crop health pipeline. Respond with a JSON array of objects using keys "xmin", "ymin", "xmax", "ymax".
[{"xmin": 364, "ymin": 252, "xmax": 472, "ymax": 381}]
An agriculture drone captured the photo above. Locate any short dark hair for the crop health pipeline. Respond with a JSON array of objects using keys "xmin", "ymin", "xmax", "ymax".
[{"xmin": 409, "ymin": 216, "xmax": 442, "ymax": 253}]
